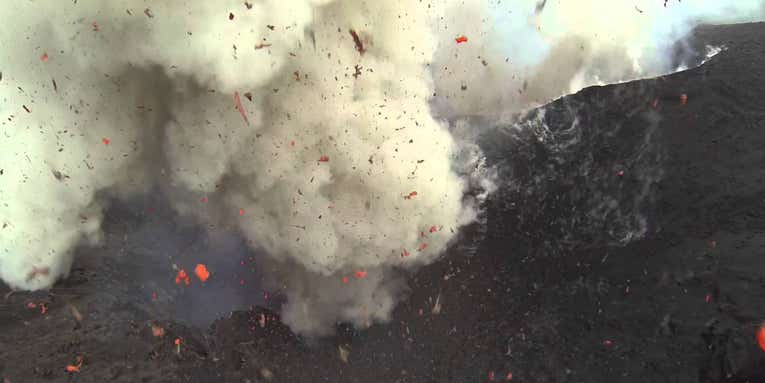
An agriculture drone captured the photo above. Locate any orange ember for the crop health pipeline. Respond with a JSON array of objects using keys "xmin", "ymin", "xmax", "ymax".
[
  {"xmin": 455, "ymin": 35, "xmax": 468, "ymax": 44},
  {"xmin": 757, "ymin": 325, "xmax": 765, "ymax": 351},
  {"xmin": 65, "ymin": 356, "xmax": 83, "ymax": 373},
  {"xmin": 175, "ymin": 269, "xmax": 190, "ymax": 285},
  {"xmin": 355, "ymin": 271, "xmax": 368, "ymax": 279},
  {"xmin": 152, "ymin": 325, "xmax": 165, "ymax": 337},
  {"xmin": 195, "ymin": 264, "xmax": 210, "ymax": 282}
]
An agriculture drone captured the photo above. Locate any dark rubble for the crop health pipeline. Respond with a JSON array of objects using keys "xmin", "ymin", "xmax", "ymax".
[{"xmin": 2, "ymin": 22, "xmax": 765, "ymax": 383}]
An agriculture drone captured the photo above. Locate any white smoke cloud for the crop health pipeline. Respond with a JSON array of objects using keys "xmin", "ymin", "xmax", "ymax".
[{"xmin": 0, "ymin": 0, "xmax": 763, "ymax": 335}]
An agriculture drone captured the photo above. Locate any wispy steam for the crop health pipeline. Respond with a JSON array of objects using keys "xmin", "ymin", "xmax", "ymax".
[{"xmin": 1, "ymin": 0, "xmax": 763, "ymax": 335}]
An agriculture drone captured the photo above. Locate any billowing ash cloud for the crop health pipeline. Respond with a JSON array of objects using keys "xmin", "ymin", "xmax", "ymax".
[
  {"xmin": 0, "ymin": 0, "xmax": 474, "ymax": 335},
  {"xmin": 0, "ymin": 0, "xmax": 763, "ymax": 335}
]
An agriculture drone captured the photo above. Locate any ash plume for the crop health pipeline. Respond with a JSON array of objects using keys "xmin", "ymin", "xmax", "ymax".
[
  {"xmin": 0, "ymin": 0, "xmax": 473, "ymax": 335},
  {"xmin": 1, "ymin": 0, "xmax": 763, "ymax": 335}
]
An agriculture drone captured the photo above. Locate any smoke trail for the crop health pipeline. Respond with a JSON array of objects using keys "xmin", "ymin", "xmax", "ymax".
[{"xmin": 1, "ymin": 0, "xmax": 763, "ymax": 335}]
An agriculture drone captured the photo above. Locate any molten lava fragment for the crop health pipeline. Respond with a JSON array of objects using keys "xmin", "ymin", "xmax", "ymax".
[
  {"xmin": 757, "ymin": 325, "xmax": 765, "ymax": 351},
  {"xmin": 319, "ymin": 155, "xmax": 330, "ymax": 162},
  {"xmin": 65, "ymin": 356, "xmax": 83, "ymax": 373},
  {"xmin": 40, "ymin": 53, "xmax": 49, "ymax": 62},
  {"xmin": 152, "ymin": 325, "xmax": 165, "ymax": 337},
  {"xmin": 404, "ymin": 191, "xmax": 418, "ymax": 200},
  {"xmin": 355, "ymin": 271, "xmax": 367, "ymax": 279},
  {"xmin": 102, "ymin": 137, "xmax": 110, "ymax": 145},
  {"xmin": 175, "ymin": 269, "xmax": 190, "ymax": 286},
  {"xmin": 194, "ymin": 264, "xmax": 210, "ymax": 282},
  {"xmin": 429, "ymin": 225, "xmax": 438, "ymax": 233},
  {"xmin": 348, "ymin": 29, "xmax": 365, "ymax": 55},
  {"xmin": 239, "ymin": 208, "xmax": 245, "ymax": 216},
  {"xmin": 455, "ymin": 35, "xmax": 468, "ymax": 44},
  {"xmin": 342, "ymin": 276, "xmax": 349, "ymax": 283},
  {"xmin": 680, "ymin": 93, "xmax": 688, "ymax": 105},
  {"xmin": 174, "ymin": 338, "xmax": 182, "ymax": 346},
  {"xmin": 234, "ymin": 91, "xmax": 250, "ymax": 125}
]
